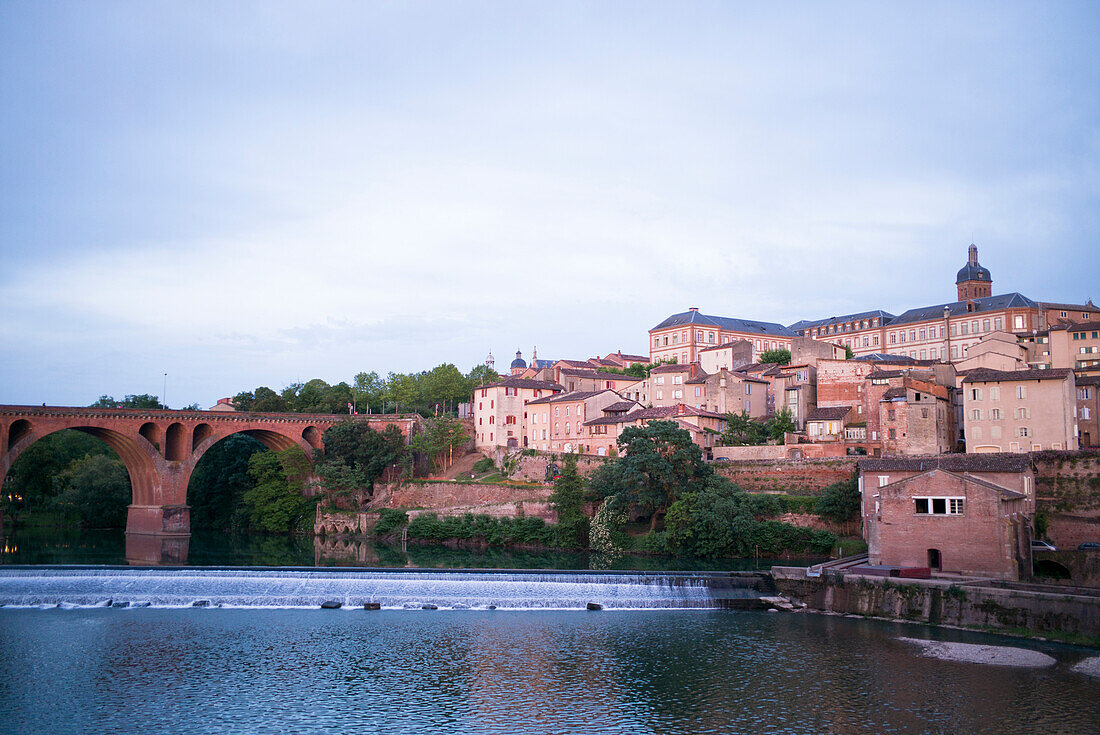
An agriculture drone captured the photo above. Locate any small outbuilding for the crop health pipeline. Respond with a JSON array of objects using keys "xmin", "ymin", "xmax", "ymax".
[{"xmin": 857, "ymin": 455, "xmax": 1035, "ymax": 580}]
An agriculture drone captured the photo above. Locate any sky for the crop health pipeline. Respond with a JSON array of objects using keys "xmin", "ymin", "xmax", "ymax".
[{"xmin": 1, "ymin": 1, "xmax": 1098, "ymax": 409}]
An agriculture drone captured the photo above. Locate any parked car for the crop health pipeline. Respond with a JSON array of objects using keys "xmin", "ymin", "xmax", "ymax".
[
  {"xmin": 1078, "ymin": 542, "xmax": 1100, "ymax": 551},
  {"xmin": 1032, "ymin": 540, "xmax": 1057, "ymax": 551}
]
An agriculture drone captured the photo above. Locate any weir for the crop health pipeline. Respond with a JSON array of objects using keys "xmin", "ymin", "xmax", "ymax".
[{"xmin": 0, "ymin": 567, "xmax": 770, "ymax": 610}]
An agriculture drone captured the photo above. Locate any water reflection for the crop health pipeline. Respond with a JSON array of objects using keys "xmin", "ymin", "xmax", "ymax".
[
  {"xmin": 1, "ymin": 526, "xmax": 823, "ymax": 572},
  {"xmin": 4, "ymin": 609, "xmax": 1093, "ymax": 734}
]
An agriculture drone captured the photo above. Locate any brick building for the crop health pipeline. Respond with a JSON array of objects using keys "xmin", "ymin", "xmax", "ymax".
[
  {"xmin": 858, "ymin": 455, "xmax": 1035, "ymax": 580},
  {"xmin": 1075, "ymin": 375, "xmax": 1099, "ymax": 448},
  {"xmin": 649, "ymin": 308, "xmax": 794, "ymax": 365},
  {"xmin": 523, "ymin": 389, "xmax": 628, "ymax": 453}
]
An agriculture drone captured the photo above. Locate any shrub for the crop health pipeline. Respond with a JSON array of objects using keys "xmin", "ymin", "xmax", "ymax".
[
  {"xmin": 373, "ymin": 508, "xmax": 408, "ymax": 536},
  {"xmin": 472, "ymin": 457, "xmax": 495, "ymax": 474}
]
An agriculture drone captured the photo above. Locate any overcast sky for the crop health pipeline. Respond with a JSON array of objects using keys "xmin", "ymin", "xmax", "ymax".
[{"xmin": 2, "ymin": 1, "xmax": 1097, "ymax": 408}]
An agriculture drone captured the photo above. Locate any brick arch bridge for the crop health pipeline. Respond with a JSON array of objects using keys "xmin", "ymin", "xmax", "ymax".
[{"xmin": 0, "ymin": 405, "xmax": 419, "ymax": 558}]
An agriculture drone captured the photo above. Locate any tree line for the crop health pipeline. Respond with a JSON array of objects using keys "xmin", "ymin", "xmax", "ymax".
[{"xmin": 232, "ymin": 363, "xmax": 499, "ymax": 416}]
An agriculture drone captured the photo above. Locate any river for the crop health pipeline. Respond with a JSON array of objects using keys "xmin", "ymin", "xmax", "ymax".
[{"xmin": 1, "ymin": 528, "xmax": 1097, "ymax": 733}]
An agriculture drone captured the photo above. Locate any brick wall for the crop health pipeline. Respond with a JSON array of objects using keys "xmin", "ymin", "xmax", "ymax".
[
  {"xmin": 379, "ymin": 480, "xmax": 556, "ymax": 522},
  {"xmin": 713, "ymin": 458, "xmax": 857, "ymax": 495}
]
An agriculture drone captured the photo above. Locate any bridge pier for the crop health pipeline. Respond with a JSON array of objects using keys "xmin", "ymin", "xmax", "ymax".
[
  {"xmin": 125, "ymin": 531, "xmax": 190, "ymax": 566},
  {"xmin": 126, "ymin": 504, "xmax": 190, "ymax": 565}
]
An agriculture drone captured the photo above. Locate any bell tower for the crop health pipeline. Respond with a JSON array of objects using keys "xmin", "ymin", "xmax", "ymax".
[{"xmin": 956, "ymin": 243, "xmax": 992, "ymax": 301}]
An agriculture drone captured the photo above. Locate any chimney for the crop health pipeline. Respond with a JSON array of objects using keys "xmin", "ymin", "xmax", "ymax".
[
  {"xmin": 689, "ymin": 307, "xmax": 699, "ymax": 312},
  {"xmin": 677, "ymin": 403, "xmax": 686, "ymax": 416}
]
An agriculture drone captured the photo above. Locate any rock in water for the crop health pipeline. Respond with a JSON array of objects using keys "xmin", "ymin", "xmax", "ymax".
[
  {"xmin": 320, "ymin": 601, "xmax": 342, "ymax": 609},
  {"xmin": 363, "ymin": 602, "xmax": 381, "ymax": 610},
  {"xmin": 422, "ymin": 604, "xmax": 438, "ymax": 610},
  {"xmin": 586, "ymin": 603, "xmax": 603, "ymax": 611},
  {"xmin": 192, "ymin": 600, "xmax": 210, "ymax": 608}
]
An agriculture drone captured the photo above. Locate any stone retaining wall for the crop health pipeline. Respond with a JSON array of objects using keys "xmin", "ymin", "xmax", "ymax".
[{"xmin": 773, "ymin": 566, "xmax": 1100, "ymax": 641}]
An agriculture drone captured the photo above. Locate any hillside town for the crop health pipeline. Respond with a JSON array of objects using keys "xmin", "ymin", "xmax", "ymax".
[{"xmin": 469, "ymin": 244, "xmax": 1099, "ymax": 581}]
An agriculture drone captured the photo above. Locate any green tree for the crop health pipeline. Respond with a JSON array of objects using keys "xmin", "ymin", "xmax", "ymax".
[
  {"xmin": 315, "ymin": 422, "xmax": 409, "ymax": 507},
  {"xmin": 589, "ymin": 420, "xmax": 710, "ymax": 531},
  {"xmin": 815, "ymin": 475, "xmax": 861, "ymax": 523},
  {"xmin": 844, "ymin": 345, "xmax": 855, "ymax": 359},
  {"xmin": 767, "ymin": 407, "xmax": 796, "ymax": 441},
  {"xmin": 549, "ymin": 454, "xmax": 589, "ymax": 548},
  {"xmin": 188, "ymin": 434, "xmax": 265, "ymax": 530},
  {"xmin": 466, "ymin": 363, "xmax": 499, "ymax": 388},
  {"xmin": 410, "ymin": 416, "xmax": 469, "ymax": 473},
  {"xmin": 3, "ymin": 430, "xmax": 115, "ymax": 524},
  {"xmin": 758, "ymin": 348, "xmax": 791, "ymax": 365},
  {"xmin": 422, "ymin": 363, "xmax": 469, "ymax": 414},
  {"xmin": 353, "ymin": 371, "xmax": 385, "ymax": 412},
  {"xmin": 90, "ymin": 394, "xmax": 166, "ymax": 409},
  {"xmin": 384, "ymin": 372, "xmax": 421, "ymax": 413},
  {"xmin": 243, "ymin": 447, "xmax": 313, "ymax": 533},
  {"xmin": 720, "ymin": 411, "xmax": 769, "ymax": 446},
  {"xmin": 53, "ymin": 454, "xmax": 131, "ymax": 528}
]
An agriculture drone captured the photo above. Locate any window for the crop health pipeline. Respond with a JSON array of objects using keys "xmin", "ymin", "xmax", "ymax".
[
  {"xmin": 656, "ymin": 376, "xmax": 665, "ymax": 385},
  {"xmin": 990, "ymin": 386, "xmax": 1000, "ymax": 400},
  {"xmin": 695, "ymin": 387, "xmax": 702, "ymax": 397},
  {"xmin": 888, "ymin": 409, "xmax": 897, "ymax": 420},
  {"xmin": 991, "ymin": 408, "xmax": 1001, "ymax": 420},
  {"xmin": 914, "ymin": 497, "xmax": 964, "ymax": 515},
  {"xmin": 1016, "ymin": 385, "xmax": 1027, "ymax": 399},
  {"xmin": 878, "ymin": 475, "xmax": 889, "ymax": 487},
  {"xmin": 1014, "ymin": 315, "xmax": 1024, "ymax": 330},
  {"xmin": 970, "ymin": 388, "xmax": 982, "ymax": 400},
  {"xmin": 971, "ymin": 409, "xmax": 981, "ymax": 421},
  {"xmin": 673, "ymin": 376, "xmax": 682, "ymax": 385},
  {"xmin": 888, "ymin": 428, "xmax": 897, "ymax": 439},
  {"xmin": 673, "ymin": 389, "xmax": 683, "ymax": 399},
  {"xmin": 1019, "ymin": 427, "xmax": 1030, "ymax": 437}
]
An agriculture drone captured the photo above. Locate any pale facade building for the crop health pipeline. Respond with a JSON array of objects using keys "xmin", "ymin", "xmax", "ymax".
[
  {"xmin": 962, "ymin": 368, "xmax": 1078, "ymax": 453},
  {"xmin": 472, "ymin": 377, "xmax": 562, "ymax": 450},
  {"xmin": 649, "ymin": 308, "xmax": 794, "ymax": 366}
]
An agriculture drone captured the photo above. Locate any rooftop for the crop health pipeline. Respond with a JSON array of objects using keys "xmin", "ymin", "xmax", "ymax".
[
  {"xmin": 962, "ymin": 367, "xmax": 1074, "ymax": 384},
  {"xmin": 651, "ymin": 309, "xmax": 796, "ymax": 337},
  {"xmin": 858, "ymin": 454, "xmax": 1032, "ymax": 473}
]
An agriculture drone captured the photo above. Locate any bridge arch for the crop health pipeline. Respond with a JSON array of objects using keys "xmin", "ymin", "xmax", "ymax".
[{"xmin": 2, "ymin": 424, "xmax": 161, "ymax": 507}]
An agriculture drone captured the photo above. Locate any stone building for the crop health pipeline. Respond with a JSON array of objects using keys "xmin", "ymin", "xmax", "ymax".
[
  {"xmin": 523, "ymin": 389, "xmax": 627, "ymax": 453},
  {"xmin": 698, "ymin": 340, "xmax": 754, "ymax": 374},
  {"xmin": 878, "ymin": 379, "xmax": 953, "ymax": 455},
  {"xmin": 472, "ymin": 377, "xmax": 562, "ymax": 450},
  {"xmin": 1075, "ymin": 375, "xmax": 1099, "ymax": 448},
  {"xmin": 858, "ymin": 455, "xmax": 1035, "ymax": 580},
  {"xmin": 962, "ymin": 368, "xmax": 1078, "ymax": 453}
]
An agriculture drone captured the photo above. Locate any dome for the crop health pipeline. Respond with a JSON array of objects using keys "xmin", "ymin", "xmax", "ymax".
[
  {"xmin": 510, "ymin": 349, "xmax": 527, "ymax": 369},
  {"xmin": 956, "ymin": 262, "xmax": 991, "ymax": 284},
  {"xmin": 956, "ymin": 243, "xmax": 991, "ymax": 284}
]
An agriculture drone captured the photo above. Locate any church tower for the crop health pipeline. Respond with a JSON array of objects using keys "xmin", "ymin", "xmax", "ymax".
[{"xmin": 956, "ymin": 243, "xmax": 992, "ymax": 301}]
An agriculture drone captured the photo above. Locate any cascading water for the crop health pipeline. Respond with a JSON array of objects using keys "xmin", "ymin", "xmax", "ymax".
[{"xmin": 0, "ymin": 567, "xmax": 765, "ymax": 610}]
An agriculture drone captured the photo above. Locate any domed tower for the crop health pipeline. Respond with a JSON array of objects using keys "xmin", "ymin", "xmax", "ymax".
[
  {"xmin": 956, "ymin": 243, "xmax": 992, "ymax": 301},
  {"xmin": 510, "ymin": 349, "xmax": 527, "ymax": 376}
]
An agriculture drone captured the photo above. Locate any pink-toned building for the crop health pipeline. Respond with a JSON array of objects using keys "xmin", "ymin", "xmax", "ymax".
[
  {"xmin": 698, "ymin": 341, "xmax": 754, "ymax": 374},
  {"xmin": 649, "ymin": 308, "xmax": 794, "ymax": 366},
  {"xmin": 523, "ymin": 389, "xmax": 629, "ymax": 453},
  {"xmin": 472, "ymin": 377, "xmax": 562, "ymax": 450},
  {"xmin": 858, "ymin": 455, "xmax": 1035, "ymax": 580},
  {"xmin": 962, "ymin": 368, "xmax": 1078, "ymax": 453},
  {"xmin": 583, "ymin": 403, "xmax": 728, "ymax": 457},
  {"xmin": 1077, "ymin": 375, "xmax": 1099, "ymax": 448}
]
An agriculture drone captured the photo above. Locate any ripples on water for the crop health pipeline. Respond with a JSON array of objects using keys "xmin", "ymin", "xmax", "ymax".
[{"xmin": 0, "ymin": 608, "xmax": 1096, "ymax": 734}]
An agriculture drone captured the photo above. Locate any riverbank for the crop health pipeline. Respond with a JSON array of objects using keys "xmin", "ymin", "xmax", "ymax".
[{"xmin": 772, "ymin": 565, "xmax": 1100, "ymax": 647}]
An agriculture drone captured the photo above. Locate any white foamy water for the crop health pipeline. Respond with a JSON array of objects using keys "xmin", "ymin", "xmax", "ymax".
[{"xmin": 0, "ymin": 568, "xmax": 751, "ymax": 610}]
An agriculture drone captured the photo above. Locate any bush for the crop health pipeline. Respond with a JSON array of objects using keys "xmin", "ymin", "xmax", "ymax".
[
  {"xmin": 472, "ymin": 457, "xmax": 495, "ymax": 474},
  {"xmin": 816, "ymin": 476, "xmax": 861, "ymax": 523},
  {"xmin": 778, "ymin": 496, "xmax": 819, "ymax": 515},
  {"xmin": 406, "ymin": 513, "xmax": 556, "ymax": 547},
  {"xmin": 373, "ymin": 508, "xmax": 408, "ymax": 536}
]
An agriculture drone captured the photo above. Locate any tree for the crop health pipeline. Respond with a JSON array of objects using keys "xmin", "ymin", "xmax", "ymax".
[
  {"xmin": 767, "ymin": 407, "xmax": 796, "ymax": 441},
  {"xmin": 720, "ymin": 411, "xmax": 769, "ymax": 446},
  {"xmin": 90, "ymin": 394, "xmax": 166, "ymax": 409},
  {"xmin": 549, "ymin": 454, "xmax": 589, "ymax": 548},
  {"xmin": 590, "ymin": 420, "xmax": 710, "ymax": 531},
  {"xmin": 816, "ymin": 475, "xmax": 861, "ymax": 523},
  {"xmin": 53, "ymin": 454, "xmax": 131, "ymax": 528},
  {"xmin": 410, "ymin": 416, "xmax": 469, "ymax": 473},
  {"xmin": 466, "ymin": 363, "xmax": 499, "ymax": 388},
  {"xmin": 188, "ymin": 434, "xmax": 265, "ymax": 530},
  {"xmin": 353, "ymin": 371, "xmax": 385, "ymax": 412},
  {"xmin": 758, "ymin": 348, "xmax": 791, "ymax": 365},
  {"xmin": 3, "ymin": 430, "xmax": 115, "ymax": 524},
  {"xmin": 844, "ymin": 345, "xmax": 855, "ymax": 359},
  {"xmin": 243, "ymin": 448, "xmax": 313, "ymax": 533},
  {"xmin": 315, "ymin": 422, "xmax": 409, "ymax": 507}
]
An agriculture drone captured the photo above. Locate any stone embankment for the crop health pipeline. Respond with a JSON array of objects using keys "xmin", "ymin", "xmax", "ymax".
[{"xmin": 772, "ymin": 565, "xmax": 1100, "ymax": 643}]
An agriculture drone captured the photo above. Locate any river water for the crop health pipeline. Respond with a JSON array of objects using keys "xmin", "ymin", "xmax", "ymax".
[
  {"xmin": 1, "ymin": 604, "xmax": 1097, "ymax": 734},
  {"xmin": 1, "ymin": 529, "xmax": 1097, "ymax": 733}
]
